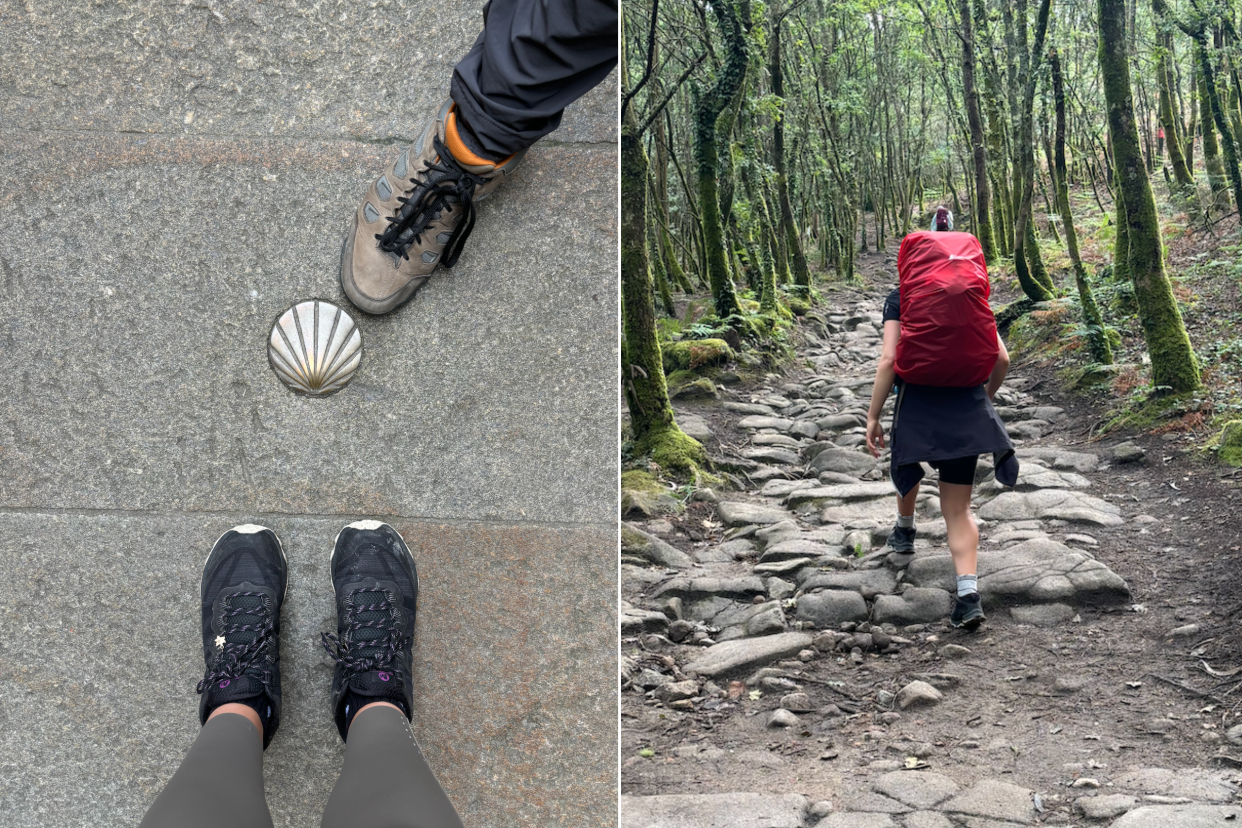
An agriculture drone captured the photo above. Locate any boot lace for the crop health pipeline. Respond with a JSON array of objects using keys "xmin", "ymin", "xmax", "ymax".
[
  {"xmin": 376, "ymin": 135, "xmax": 487, "ymax": 269},
  {"xmin": 320, "ymin": 587, "xmax": 410, "ymax": 687},
  {"xmin": 196, "ymin": 591, "xmax": 275, "ymax": 696}
]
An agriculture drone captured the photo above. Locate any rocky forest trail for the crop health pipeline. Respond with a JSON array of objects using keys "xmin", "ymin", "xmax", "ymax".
[{"xmin": 621, "ymin": 251, "xmax": 1242, "ymax": 828}]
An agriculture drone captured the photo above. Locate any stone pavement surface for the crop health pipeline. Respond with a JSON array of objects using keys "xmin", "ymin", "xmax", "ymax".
[
  {"xmin": 620, "ymin": 769, "xmax": 1242, "ymax": 827},
  {"xmin": 0, "ymin": 3, "xmax": 618, "ymax": 826},
  {"xmin": 623, "ymin": 299, "xmax": 1133, "ymax": 647}
]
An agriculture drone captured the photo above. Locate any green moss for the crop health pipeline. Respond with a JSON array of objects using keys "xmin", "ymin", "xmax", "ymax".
[
  {"xmin": 620, "ymin": 523, "xmax": 649, "ymax": 553},
  {"xmin": 1098, "ymin": 391, "xmax": 1199, "ymax": 434},
  {"xmin": 662, "ymin": 338, "xmax": 735, "ymax": 372},
  {"xmin": 621, "ymin": 469, "xmax": 664, "ymax": 496},
  {"xmin": 635, "ymin": 426, "xmax": 708, "ymax": 478},
  {"xmin": 664, "ymin": 369, "xmax": 699, "ymax": 387},
  {"xmin": 620, "ymin": 469, "xmax": 684, "ymax": 517},
  {"xmin": 1217, "ymin": 420, "xmax": 1242, "ymax": 466},
  {"xmin": 670, "ymin": 377, "xmax": 718, "ymax": 400},
  {"xmin": 1060, "ymin": 362, "xmax": 1127, "ymax": 390},
  {"xmin": 665, "ymin": 369, "xmax": 719, "ymax": 399},
  {"xmin": 786, "ymin": 297, "xmax": 811, "ymax": 316}
]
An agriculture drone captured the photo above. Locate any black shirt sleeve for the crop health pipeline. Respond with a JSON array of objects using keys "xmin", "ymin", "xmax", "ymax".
[{"xmin": 882, "ymin": 288, "xmax": 901, "ymax": 322}]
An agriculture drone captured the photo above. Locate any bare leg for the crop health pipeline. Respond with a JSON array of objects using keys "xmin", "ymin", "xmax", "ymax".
[
  {"xmin": 896, "ymin": 482, "xmax": 920, "ymax": 518},
  {"xmin": 938, "ymin": 482, "xmax": 978, "ymax": 577},
  {"xmin": 209, "ymin": 702, "xmax": 262, "ymax": 733}
]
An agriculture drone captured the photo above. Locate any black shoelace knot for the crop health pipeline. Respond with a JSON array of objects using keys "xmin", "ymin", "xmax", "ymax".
[
  {"xmin": 320, "ymin": 587, "xmax": 410, "ymax": 687},
  {"xmin": 376, "ymin": 135, "xmax": 488, "ymax": 269},
  {"xmin": 197, "ymin": 590, "xmax": 275, "ymax": 696}
]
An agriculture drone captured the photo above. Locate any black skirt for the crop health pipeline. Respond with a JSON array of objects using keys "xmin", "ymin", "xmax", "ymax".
[{"xmin": 889, "ymin": 381, "xmax": 1018, "ymax": 496}]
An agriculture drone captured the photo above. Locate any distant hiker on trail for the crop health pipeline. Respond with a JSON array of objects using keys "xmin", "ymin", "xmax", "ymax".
[{"xmin": 864, "ymin": 206, "xmax": 1018, "ymax": 630}]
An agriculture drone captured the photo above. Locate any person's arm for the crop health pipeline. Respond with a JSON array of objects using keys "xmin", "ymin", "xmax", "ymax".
[
  {"xmin": 866, "ymin": 320, "xmax": 901, "ymax": 457},
  {"xmin": 986, "ymin": 333, "xmax": 1010, "ymax": 400}
]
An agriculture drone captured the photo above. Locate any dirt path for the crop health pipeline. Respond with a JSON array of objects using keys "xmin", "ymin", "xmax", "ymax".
[{"xmin": 620, "ymin": 251, "xmax": 1242, "ymax": 827}]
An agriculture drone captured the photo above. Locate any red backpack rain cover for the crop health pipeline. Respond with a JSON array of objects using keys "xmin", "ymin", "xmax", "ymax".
[{"xmin": 894, "ymin": 231, "xmax": 999, "ymax": 387}]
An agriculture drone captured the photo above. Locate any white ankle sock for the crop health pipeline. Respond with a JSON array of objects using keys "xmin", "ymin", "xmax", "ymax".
[
  {"xmin": 896, "ymin": 514, "xmax": 915, "ymax": 529},
  {"xmin": 956, "ymin": 574, "xmax": 978, "ymax": 597}
]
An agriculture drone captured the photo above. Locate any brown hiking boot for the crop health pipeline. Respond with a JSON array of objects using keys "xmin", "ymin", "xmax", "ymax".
[{"xmin": 340, "ymin": 100, "xmax": 527, "ymax": 314}]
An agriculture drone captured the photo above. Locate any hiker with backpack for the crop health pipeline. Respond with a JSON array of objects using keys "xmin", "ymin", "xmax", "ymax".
[{"xmin": 864, "ymin": 207, "xmax": 1018, "ymax": 630}]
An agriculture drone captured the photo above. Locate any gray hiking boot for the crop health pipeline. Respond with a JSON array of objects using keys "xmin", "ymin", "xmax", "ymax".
[
  {"xmin": 886, "ymin": 524, "xmax": 916, "ymax": 553},
  {"xmin": 340, "ymin": 100, "xmax": 527, "ymax": 314}
]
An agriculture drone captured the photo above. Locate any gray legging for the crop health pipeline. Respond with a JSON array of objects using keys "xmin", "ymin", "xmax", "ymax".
[{"xmin": 138, "ymin": 707, "xmax": 462, "ymax": 828}]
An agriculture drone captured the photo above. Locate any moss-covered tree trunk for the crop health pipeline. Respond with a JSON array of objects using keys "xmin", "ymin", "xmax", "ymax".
[
  {"xmin": 1199, "ymin": 67, "xmax": 1231, "ymax": 205},
  {"xmin": 647, "ymin": 216, "xmax": 676, "ymax": 316},
  {"xmin": 1154, "ymin": 31, "xmax": 1195, "ymax": 194},
  {"xmin": 1113, "ymin": 171, "xmax": 1130, "ymax": 285},
  {"xmin": 694, "ymin": 0, "xmax": 748, "ymax": 323},
  {"xmin": 960, "ymin": 0, "xmax": 995, "ymax": 263},
  {"xmin": 1011, "ymin": 0, "xmax": 1056, "ymax": 302},
  {"xmin": 1099, "ymin": 0, "xmax": 1200, "ymax": 392},
  {"xmin": 661, "ymin": 225, "xmax": 693, "ymax": 292},
  {"xmin": 770, "ymin": 14, "xmax": 811, "ymax": 294},
  {"xmin": 621, "ymin": 106, "xmax": 707, "ymax": 474},
  {"xmin": 1196, "ymin": 42, "xmax": 1242, "ymax": 216},
  {"xmin": 1052, "ymin": 49, "xmax": 1112, "ymax": 365}
]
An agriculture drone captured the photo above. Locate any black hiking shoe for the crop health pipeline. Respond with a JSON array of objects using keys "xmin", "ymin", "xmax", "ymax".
[
  {"xmin": 197, "ymin": 524, "xmax": 288, "ymax": 749},
  {"xmin": 322, "ymin": 520, "xmax": 418, "ymax": 741},
  {"xmin": 950, "ymin": 592, "xmax": 986, "ymax": 630},
  {"xmin": 886, "ymin": 524, "xmax": 916, "ymax": 553}
]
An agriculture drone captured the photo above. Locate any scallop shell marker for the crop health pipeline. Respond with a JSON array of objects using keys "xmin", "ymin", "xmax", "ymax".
[{"xmin": 268, "ymin": 300, "xmax": 362, "ymax": 395}]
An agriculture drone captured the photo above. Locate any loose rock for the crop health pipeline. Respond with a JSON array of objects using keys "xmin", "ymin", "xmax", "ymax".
[
  {"xmin": 1076, "ymin": 794, "xmax": 1138, "ymax": 820},
  {"xmin": 768, "ymin": 709, "xmax": 800, "ymax": 728},
  {"xmin": 896, "ymin": 680, "xmax": 944, "ymax": 709},
  {"xmin": 1113, "ymin": 442, "xmax": 1147, "ymax": 463}
]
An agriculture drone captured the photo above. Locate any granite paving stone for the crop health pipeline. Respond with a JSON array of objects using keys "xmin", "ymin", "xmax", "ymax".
[
  {"xmin": 872, "ymin": 771, "xmax": 960, "ymax": 809},
  {"xmin": 0, "ymin": 514, "xmax": 616, "ymax": 827},
  {"xmin": 1108, "ymin": 805, "xmax": 1242, "ymax": 827},
  {"xmin": 942, "ymin": 779, "xmax": 1037, "ymax": 823},
  {"xmin": 0, "ymin": 134, "xmax": 616, "ymax": 525},
  {"xmin": 683, "ymin": 633, "xmax": 815, "ymax": 677},
  {"xmin": 0, "ymin": 0, "xmax": 616, "ymax": 145},
  {"xmin": 620, "ymin": 792, "xmax": 809, "ymax": 828}
]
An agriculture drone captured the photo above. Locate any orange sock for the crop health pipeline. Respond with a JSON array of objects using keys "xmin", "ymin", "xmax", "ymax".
[{"xmin": 446, "ymin": 108, "xmax": 513, "ymax": 166}]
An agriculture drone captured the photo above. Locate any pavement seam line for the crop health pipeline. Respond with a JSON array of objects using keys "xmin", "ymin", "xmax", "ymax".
[
  {"xmin": 0, "ymin": 506, "xmax": 615, "ymax": 531},
  {"xmin": 3, "ymin": 126, "xmax": 617, "ymax": 149}
]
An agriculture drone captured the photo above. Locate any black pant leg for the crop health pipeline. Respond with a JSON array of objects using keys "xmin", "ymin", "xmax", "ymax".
[{"xmin": 450, "ymin": 0, "xmax": 618, "ymax": 157}]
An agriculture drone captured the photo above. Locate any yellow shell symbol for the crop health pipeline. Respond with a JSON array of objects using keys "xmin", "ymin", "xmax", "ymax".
[{"xmin": 268, "ymin": 300, "xmax": 362, "ymax": 396}]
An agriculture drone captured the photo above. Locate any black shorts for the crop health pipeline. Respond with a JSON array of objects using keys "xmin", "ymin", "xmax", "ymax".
[{"xmin": 928, "ymin": 455, "xmax": 978, "ymax": 486}]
